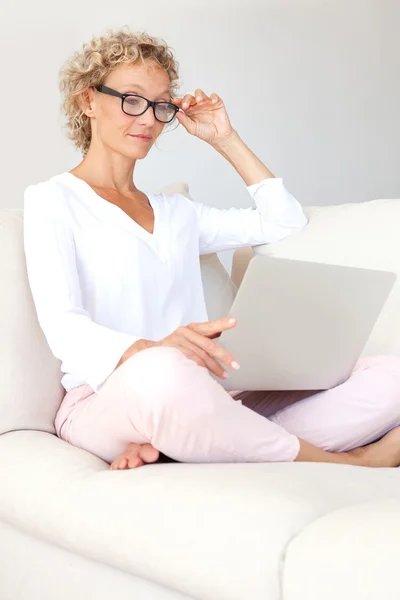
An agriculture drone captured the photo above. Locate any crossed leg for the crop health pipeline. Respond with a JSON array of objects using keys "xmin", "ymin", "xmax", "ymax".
[{"xmin": 55, "ymin": 348, "xmax": 400, "ymax": 470}]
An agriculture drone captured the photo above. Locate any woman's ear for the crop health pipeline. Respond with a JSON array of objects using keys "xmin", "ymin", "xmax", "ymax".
[{"xmin": 79, "ymin": 88, "xmax": 95, "ymax": 117}]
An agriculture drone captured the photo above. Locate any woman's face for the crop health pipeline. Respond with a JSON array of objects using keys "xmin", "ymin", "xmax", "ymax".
[{"xmin": 86, "ymin": 62, "xmax": 172, "ymax": 158}]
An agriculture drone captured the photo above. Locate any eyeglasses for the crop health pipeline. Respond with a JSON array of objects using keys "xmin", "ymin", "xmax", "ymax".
[{"xmin": 94, "ymin": 85, "xmax": 179, "ymax": 123}]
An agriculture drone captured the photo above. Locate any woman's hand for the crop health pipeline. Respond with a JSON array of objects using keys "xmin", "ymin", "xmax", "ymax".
[
  {"xmin": 154, "ymin": 317, "xmax": 240, "ymax": 378},
  {"xmin": 115, "ymin": 317, "xmax": 240, "ymax": 379},
  {"xmin": 171, "ymin": 89, "xmax": 235, "ymax": 145}
]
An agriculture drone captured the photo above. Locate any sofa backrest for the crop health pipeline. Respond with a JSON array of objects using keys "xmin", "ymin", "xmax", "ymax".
[
  {"xmin": 0, "ymin": 210, "xmax": 63, "ymax": 436},
  {"xmin": 0, "ymin": 183, "xmax": 236, "ymax": 436},
  {"xmin": 254, "ymin": 199, "xmax": 400, "ymax": 358}
]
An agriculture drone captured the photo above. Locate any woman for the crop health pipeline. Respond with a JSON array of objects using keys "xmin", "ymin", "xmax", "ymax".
[{"xmin": 24, "ymin": 27, "xmax": 400, "ymax": 470}]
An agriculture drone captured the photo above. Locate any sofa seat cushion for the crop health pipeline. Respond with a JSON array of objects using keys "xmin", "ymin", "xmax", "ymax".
[
  {"xmin": 283, "ymin": 500, "xmax": 400, "ymax": 600},
  {"xmin": 255, "ymin": 199, "xmax": 400, "ymax": 357},
  {"xmin": 1, "ymin": 431, "xmax": 400, "ymax": 600}
]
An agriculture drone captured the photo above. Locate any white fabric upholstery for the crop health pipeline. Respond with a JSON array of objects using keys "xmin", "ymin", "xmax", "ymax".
[
  {"xmin": 0, "ymin": 210, "xmax": 64, "ymax": 436},
  {"xmin": 0, "ymin": 520, "xmax": 191, "ymax": 600},
  {"xmin": 1, "ymin": 431, "xmax": 400, "ymax": 600},
  {"xmin": 234, "ymin": 199, "xmax": 400, "ymax": 357},
  {"xmin": 1, "ymin": 191, "xmax": 400, "ymax": 600},
  {"xmin": 283, "ymin": 500, "xmax": 400, "ymax": 600}
]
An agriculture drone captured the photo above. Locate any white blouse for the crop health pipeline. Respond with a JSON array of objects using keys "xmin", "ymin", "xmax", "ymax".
[{"xmin": 23, "ymin": 172, "xmax": 308, "ymax": 393}]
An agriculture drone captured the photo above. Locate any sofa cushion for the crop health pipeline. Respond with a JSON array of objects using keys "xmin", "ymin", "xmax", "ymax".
[
  {"xmin": 283, "ymin": 500, "xmax": 400, "ymax": 600},
  {"xmin": 0, "ymin": 210, "xmax": 63, "ymax": 436},
  {"xmin": 1, "ymin": 431, "xmax": 400, "ymax": 600},
  {"xmin": 0, "ymin": 183, "xmax": 236, "ymax": 435},
  {"xmin": 255, "ymin": 199, "xmax": 400, "ymax": 357},
  {"xmin": 0, "ymin": 519, "xmax": 192, "ymax": 600}
]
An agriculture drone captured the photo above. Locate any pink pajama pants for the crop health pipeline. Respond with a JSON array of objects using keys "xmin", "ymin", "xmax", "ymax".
[{"xmin": 54, "ymin": 347, "xmax": 400, "ymax": 464}]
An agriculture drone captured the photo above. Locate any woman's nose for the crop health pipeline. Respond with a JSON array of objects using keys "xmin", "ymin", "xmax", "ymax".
[{"xmin": 137, "ymin": 105, "xmax": 157, "ymax": 126}]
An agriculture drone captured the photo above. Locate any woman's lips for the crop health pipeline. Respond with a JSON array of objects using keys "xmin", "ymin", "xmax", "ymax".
[{"xmin": 129, "ymin": 134, "xmax": 152, "ymax": 141}]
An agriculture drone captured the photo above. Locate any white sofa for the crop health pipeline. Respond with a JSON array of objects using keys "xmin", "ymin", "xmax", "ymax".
[{"xmin": 1, "ymin": 183, "xmax": 400, "ymax": 600}]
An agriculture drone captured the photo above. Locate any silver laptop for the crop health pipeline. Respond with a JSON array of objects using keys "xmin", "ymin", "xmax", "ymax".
[{"xmin": 213, "ymin": 255, "xmax": 396, "ymax": 391}]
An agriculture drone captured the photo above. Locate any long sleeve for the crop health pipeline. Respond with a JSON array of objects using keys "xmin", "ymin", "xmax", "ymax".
[
  {"xmin": 190, "ymin": 177, "xmax": 308, "ymax": 255},
  {"xmin": 23, "ymin": 184, "xmax": 139, "ymax": 393}
]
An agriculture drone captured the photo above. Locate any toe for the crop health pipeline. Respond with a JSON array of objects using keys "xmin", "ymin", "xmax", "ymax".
[
  {"xmin": 139, "ymin": 443, "xmax": 160, "ymax": 464},
  {"xmin": 110, "ymin": 443, "xmax": 157, "ymax": 471},
  {"xmin": 110, "ymin": 456, "xmax": 128, "ymax": 470},
  {"xmin": 128, "ymin": 455, "xmax": 144, "ymax": 468}
]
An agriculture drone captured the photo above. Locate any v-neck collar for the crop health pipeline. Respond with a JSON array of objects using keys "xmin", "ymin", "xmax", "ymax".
[{"xmin": 55, "ymin": 171, "xmax": 161, "ymax": 244}]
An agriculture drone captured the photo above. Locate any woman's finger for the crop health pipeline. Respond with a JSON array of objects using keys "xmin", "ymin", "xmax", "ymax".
[
  {"xmin": 189, "ymin": 317, "xmax": 237, "ymax": 337},
  {"xmin": 181, "ymin": 94, "xmax": 196, "ymax": 110},
  {"xmin": 173, "ymin": 343, "xmax": 205, "ymax": 368},
  {"xmin": 172, "ymin": 90, "xmax": 221, "ymax": 113},
  {"xmin": 194, "ymin": 88, "xmax": 209, "ymax": 103},
  {"xmin": 180, "ymin": 325, "xmax": 239, "ymax": 371},
  {"xmin": 178, "ymin": 338, "xmax": 228, "ymax": 379},
  {"xmin": 175, "ymin": 109, "xmax": 197, "ymax": 133},
  {"xmin": 210, "ymin": 92, "xmax": 221, "ymax": 104}
]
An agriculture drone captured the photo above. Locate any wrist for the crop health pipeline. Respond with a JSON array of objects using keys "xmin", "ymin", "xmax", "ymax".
[
  {"xmin": 210, "ymin": 130, "xmax": 275, "ymax": 184},
  {"xmin": 210, "ymin": 129, "xmax": 241, "ymax": 153}
]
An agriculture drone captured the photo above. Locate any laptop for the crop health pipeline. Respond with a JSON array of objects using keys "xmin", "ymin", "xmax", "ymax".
[{"xmin": 212, "ymin": 255, "xmax": 396, "ymax": 391}]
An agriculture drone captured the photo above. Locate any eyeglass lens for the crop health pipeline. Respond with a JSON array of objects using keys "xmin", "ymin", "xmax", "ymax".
[{"xmin": 123, "ymin": 96, "xmax": 176, "ymax": 122}]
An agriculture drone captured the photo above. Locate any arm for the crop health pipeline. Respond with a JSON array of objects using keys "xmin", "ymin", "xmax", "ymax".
[
  {"xmin": 173, "ymin": 91, "xmax": 308, "ymax": 254},
  {"xmin": 24, "ymin": 183, "xmax": 139, "ymax": 393},
  {"xmin": 189, "ymin": 132, "xmax": 308, "ymax": 254},
  {"xmin": 210, "ymin": 129, "xmax": 276, "ymax": 186}
]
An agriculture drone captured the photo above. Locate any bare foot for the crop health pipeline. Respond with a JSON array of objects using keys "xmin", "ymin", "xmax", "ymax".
[
  {"xmin": 297, "ymin": 426, "xmax": 400, "ymax": 467},
  {"xmin": 347, "ymin": 426, "xmax": 400, "ymax": 468},
  {"xmin": 110, "ymin": 442, "xmax": 160, "ymax": 470}
]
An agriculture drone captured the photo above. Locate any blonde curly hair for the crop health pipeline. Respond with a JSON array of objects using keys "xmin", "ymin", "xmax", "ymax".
[{"xmin": 58, "ymin": 26, "xmax": 180, "ymax": 156}]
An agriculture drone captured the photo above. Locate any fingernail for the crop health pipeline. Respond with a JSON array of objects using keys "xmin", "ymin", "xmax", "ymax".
[
  {"xmin": 222, "ymin": 371, "xmax": 230, "ymax": 379},
  {"xmin": 231, "ymin": 361, "xmax": 240, "ymax": 370},
  {"xmin": 228, "ymin": 318, "xmax": 236, "ymax": 324}
]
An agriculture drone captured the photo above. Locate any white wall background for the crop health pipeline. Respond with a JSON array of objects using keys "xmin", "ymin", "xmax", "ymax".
[{"xmin": 1, "ymin": 0, "xmax": 399, "ymax": 270}]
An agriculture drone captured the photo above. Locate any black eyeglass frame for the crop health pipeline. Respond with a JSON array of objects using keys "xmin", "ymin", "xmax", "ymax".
[{"xmin": 94, "ymin": 85, "xmax": 179, "ymax": 123}]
